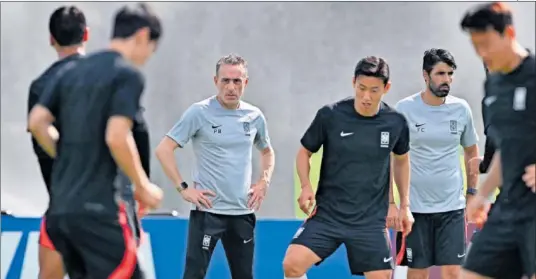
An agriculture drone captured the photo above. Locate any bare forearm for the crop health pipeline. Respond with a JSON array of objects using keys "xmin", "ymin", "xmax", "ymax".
[
  {"xmin": 478, "ymin": 152, "xmax": 502, "ymax": 197},
  {"xmin": 258, "ymin": 147, "xmax": 275, "ymax": 184},
  {"xmin": 389, "ymin": 157, "xmax": 395, "ymax": 203},
  {"xmin": 465, "ymin": 146, "xmax": 480, "ymax": 188},
  {"xmin": 31, "ymin": 124, "xmax": 57, "ymax": 158},
  {"xmin": 156, "ymin": 149, "xmax": 185, "ymax": 188},
  {"xmin": 296, "ymin": 150, "xmax": 312, "ymax": 188},
  {"xmin": 393, "ymin": 156, "xmax": 410, "ymax": 207},
  {"xmin": 108, "ymin": 133, "xmax": 149, "ymax": 188}
]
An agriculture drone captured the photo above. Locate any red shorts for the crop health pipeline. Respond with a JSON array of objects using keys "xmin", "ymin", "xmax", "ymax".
[{"xmin": 39, "ymin": 217, "xmax": 56, "ymax": 250}]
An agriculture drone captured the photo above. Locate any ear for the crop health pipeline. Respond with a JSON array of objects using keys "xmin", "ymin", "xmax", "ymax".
[
  {"xmin": 422, "ymin": 70, "xmax": 429, "ymax": 82},
  {"xmin": 213, "ymin": 75, "xmax": 218, "ymax": 86},
  {"xmin": 383, "ymin": 81, "xmax": 392, "ymax": 94},
  {"xmin": 243, "ymin": 77, "xmax": 249, "ymax": 87},
  {"xmin": 505, "ymin": 25, "xmax": 516, "ymax": 40},
  {"xmin": 352, "ymin": 76, "xmax": 357, "ymax": 88},
  {"xmin": 49, "ymin": 35, "xmax": 56, "ymax": 46},
  {"xmin": 135, "ymin": 27, "xmax": 150, "ymax": 43},
  {"xmin": 82, "ymin": 27, "xmax": 90, "ymax": 42}
]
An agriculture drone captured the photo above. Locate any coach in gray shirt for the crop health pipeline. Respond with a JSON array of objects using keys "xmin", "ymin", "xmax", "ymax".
[
  {"xmin": 394, "ymin": 49, "xmax": 479, "ymax": 279},
  {"xmin": 155, "ymin": 54, "xmax": 275, "ymax": 279}
]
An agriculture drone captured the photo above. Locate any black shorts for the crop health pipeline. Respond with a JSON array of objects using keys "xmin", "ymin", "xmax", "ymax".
[
  {"xmin": 290, "ymin": 216, "xmax": 393, "ymax": 275},
  {"xmin": 45, "ymin": 203, "xmax": 144, "ymax": 279},
  {"xmin": 396, "ymin": 209, "xmax": 466, "ymax": 268},
  {"xmin": 463, "ymin": 217, "xmax": 536, "ymax": 279},
  {"xmin": 183, "ymin": 210, "xmax": 256, "ymax": 279}
]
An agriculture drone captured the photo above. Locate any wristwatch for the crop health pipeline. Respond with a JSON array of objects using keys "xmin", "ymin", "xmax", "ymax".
[
  {"xmin": 466, "ymin": 187, "xmax": 477, "ymax": 196},
  {"xmin": 177, "ymin": 181, "xmax": 188, "ymax": 192}
]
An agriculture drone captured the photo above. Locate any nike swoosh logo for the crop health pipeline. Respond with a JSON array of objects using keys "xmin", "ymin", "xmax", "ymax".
[
  {"xmin": 340, "ymin": 131, "xmax": 354, "ymax": 137},
  {"xmin": 243, "ymin": 238, "xmax": 253, "ymax": 244},
  {"xmin": 212, "ymin": 125, "xmax": 222, "ymax": 129},
  {"xmin": 457, "ymin": 253, "xmax": 465, "ymax": 258},
  {"xmin": 415, "ymin": 123, "xmax": 425, "ymax": 127},
  {"xmin": 383, "ymin": 257, "xmax": 392, "ymax": 263}
]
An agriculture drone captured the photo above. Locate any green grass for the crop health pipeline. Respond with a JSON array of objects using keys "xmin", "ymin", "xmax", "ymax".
[{"xmin": 293, "ymin": 148, "xmax": 498, "ymax": 218}]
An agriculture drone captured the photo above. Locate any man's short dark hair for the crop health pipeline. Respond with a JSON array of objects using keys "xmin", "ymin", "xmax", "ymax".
[
  {"xmin": 216, "ymin": 53, "xmax": 248, "ymax": 76},
  {"xmin": 422, "ymin": 48, "xmax": 457, "ymax": 74},
  {"xmin": 353, "ymin": 56, "xmax": 390, "ymax": 85},
  {"xmin": 49, "ymin": 6, "xmax": 87, "ymax": 47},
  {"xmin": 112, "ymin": 3, "xmax": 162, "ymax": 41},
  {"xmin": 460, "ymin": 2, "xmax": 513, "ymax": 34}
]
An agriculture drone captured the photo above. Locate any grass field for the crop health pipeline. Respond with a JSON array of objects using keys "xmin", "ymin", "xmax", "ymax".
[{"xmin": 293, "ymin": 148, "xmax": 497, "ymax": 218}]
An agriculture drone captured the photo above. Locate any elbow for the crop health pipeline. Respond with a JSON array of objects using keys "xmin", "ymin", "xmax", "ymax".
[
  {"xmin": 105, "ymin": 130, "xmax": 126, "ymax": 150},
  {"xmin": 155, "ymin": 144, "xmax": 166, "ymax": 162},
  {"xmin": 464, "ymin": 144, "xmax": 479, "ymax": 156},
  {"xmin": 27, "ymin": 112, "xmax": 42, "ymax": 134},
  {"xmin": 263, "ymin": 146, "xmax": 275, "ymax": 158},
  {"xmin": 28, "ymin": 119, "xmax": 39, "ymax": 134},
  {"xmin": 155, "ymin": 138, "xmax": 176, "ymax": 162},
  {"xmin": 296, "ymin": 147, "xmax": 312, "ymax": 163}
]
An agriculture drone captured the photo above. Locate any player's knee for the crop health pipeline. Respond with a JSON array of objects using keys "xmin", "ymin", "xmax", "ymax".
[
  {"xmin": 407, "ymin": 268, "xmax": 430, "ymax": 279},
  {"xmin": 364, "ymin": 270, "xmax": 392, "ymax": 279},
  {"xmin": 459, "ymin": 268, "xmax": 490, "ymax": 279},
  {"xmin": 440, "ymin": 265, "xmax": 461, "ymax": 279},
  {"xmin": 283, "ymin": 244, "xmax": 320, "ymax": 277},
  {"xmin": 282, "ymin": 256, "xmax": 307, "ymax": 277}
]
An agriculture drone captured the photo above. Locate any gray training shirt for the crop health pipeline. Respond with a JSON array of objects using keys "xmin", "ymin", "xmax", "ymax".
[
  {"xmin": 395, "ymin": 93, "xmax": 478, "ymax": 213},
  {"xmin": 167, "ymin": 96, "xmax": 271, "ymax": 215}
]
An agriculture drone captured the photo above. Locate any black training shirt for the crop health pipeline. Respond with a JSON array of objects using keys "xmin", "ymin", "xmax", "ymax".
[
  {"xmin": 28, "ymin": 54, "xmax": 82, "ymax": 160},
  {"xmin": 301, "ymin": 98, "xmax": 410, "ymax": 228},
  {"xmin": 483, "ymin": 54, "xmax": 536, "ymax": 222},
  {"xmin": 38, "ymin": 50, "xmax": 145, "ymax": 216}
]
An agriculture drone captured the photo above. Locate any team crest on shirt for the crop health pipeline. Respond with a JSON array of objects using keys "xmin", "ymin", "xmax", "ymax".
[
  {"xmin": 380, "ymin": 131, "xmax": 390, "ymax": 148},
  {"xmin": 243, "ymin": 122, "xmax": 251, "ymax": 136},
  {"xmin": 513, "ymin": 87, "xmax": 527, "ymax": 111},
  {"xmin": 202, "ymin": 235, "xmax": 211, "ymax": 250},
  {"xmin": 449, "ymin": 120, "xmax": 458, "ymax": 135}
]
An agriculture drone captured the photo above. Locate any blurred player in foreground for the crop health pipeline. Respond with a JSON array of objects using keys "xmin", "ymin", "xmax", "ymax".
[
  {"xmin": 283, "ymin": 56, "xmax": 414, "ymax": 279},
  {"xmin": 156, "ymin": 54, "xmax": 275, "ymax": 279},
  {"xmin": 28, "ymin": 4, "xmax": 163, "ymax": 278},
  {"xmin": 467, "ymin": 63, "xmax": 498, "ymax": 232},
  {"xmin": 26, "ymin": 5, "xmax": 88, "ymax": 279},
  {"xmin": 460, "ymin": 2, "xmax": 536, "ymax": 279},
  {"xmin": 394, "ymin": 48, "xmax": 479, "ymax": 279},
  {"xmin": 468, "ymin": 64, "xmax": 496, "ymax": 179}
]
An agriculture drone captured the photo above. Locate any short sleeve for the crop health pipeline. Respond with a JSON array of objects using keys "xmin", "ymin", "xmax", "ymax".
[
  {"xmin": 461, "ymin": 105, "xmax": 479, "ymax": 147},
  {"xmin": 393, "ymin": 115, "xmax": 410, "ymax": 155},
  {"xmin": 394, "ymin": 100, "xmax": 405, "ymax": 113},
  {"xmin": 300, "ymin": 107, "xmax": 328, "ymax": 153},
  {"xmin": 254, "ymin": 112, "xmax": 271, "ymax": 150},
  {"xmin": 27, "ymin": 81, "xmax": 39, "ymax": 115},
  {"xmin": 38, "ymin": 73, "xmax": 64, "ymax": 117},
  {"xmin": 166, "ymin": 105, "xmax": 202, "ymax": 147},
  {"xmin": 109, "ymin": 68, "xmax": 145, "ymax": 120}
]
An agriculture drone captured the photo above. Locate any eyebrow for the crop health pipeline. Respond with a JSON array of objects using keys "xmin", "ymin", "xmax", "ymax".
[{"xmin": 360, "ymin": 84, "xmax": 380, "ymax": 89}]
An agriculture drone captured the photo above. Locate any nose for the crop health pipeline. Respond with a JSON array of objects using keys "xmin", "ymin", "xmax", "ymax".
[
  {"xmin": 225, "ymin": 83, "xmax": 236, "ymax": 91},
  {"xmin": 443, "ymin": 75, "xmax": 452, "ymax": 85},
  {"xmin": 362, "ymin": 91, "xmax": 372, "ymax": 101}
]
